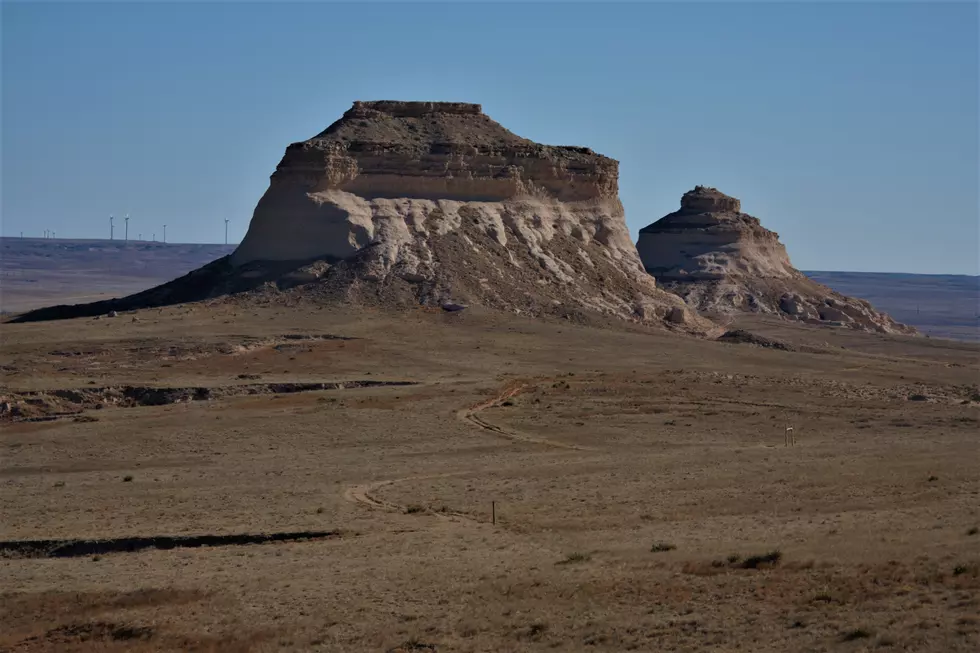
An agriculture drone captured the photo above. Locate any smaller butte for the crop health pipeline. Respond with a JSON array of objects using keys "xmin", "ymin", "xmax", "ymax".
[{"xmin": 636, "ymin": 186, "xmax": 917, "ymax": 335}]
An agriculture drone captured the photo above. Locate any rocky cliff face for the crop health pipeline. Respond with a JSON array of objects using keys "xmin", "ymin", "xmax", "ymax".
[
  {"xmin": 225, "ymin": 101, "xmax": 708, "ymax": 330},
  {"xmin": 232, "ymin": 101, "xmax": 621, "ymax": 265},
  {"xmin": 636, "ymin": 187, "xmax": 917, "ymax": 335},
  {"xmin": 13, "ymin": 102, "xmax": 708, "ymax": 331}
]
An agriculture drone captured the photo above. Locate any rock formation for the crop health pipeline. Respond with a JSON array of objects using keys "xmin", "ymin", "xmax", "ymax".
[
  {"xmin": 12, "ymin": 101, "xmax": 708, "ymax": 331},
  {"xmin": 636, "ymin": 186, "xmax": 917, "ymax": 334}
]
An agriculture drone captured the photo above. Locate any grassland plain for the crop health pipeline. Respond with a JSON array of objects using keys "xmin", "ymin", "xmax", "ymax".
[{"xmin": 1, "ymin": 303, "xmax": 978, "ymax": 652}]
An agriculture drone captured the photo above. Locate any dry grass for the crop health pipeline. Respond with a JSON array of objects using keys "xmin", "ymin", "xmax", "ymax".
[{"xmin": 1, "ymin": 305, "xmax": 978, "ymax": 651}]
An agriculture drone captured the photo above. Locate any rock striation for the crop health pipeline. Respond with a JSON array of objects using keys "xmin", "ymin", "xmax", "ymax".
[
  {"xmin": 636, "ymin": 186, "xmax": 917, "ymax": 334},
  {"xmin": 12, "ymin": 102, "xmax": 708, "ymax": 331}
]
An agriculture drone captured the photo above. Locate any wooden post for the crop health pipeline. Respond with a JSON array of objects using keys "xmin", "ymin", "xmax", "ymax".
[{"xmin": 492, "ymin": 501, "xmax": 496, "ymax": 525}]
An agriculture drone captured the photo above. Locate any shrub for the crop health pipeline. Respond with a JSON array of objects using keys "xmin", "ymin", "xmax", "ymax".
[
  {"xmin": 741, "ymin": 550, "xmax": 782, "ymax": 569},
  {"xmin": 953, "ymin": 564, "xmax": 975, "ymax": 576},
  {"xmin": 841, "ymin": 628, "xmax": 873, "ymax": 641},
  {"xmin": 650, "ymin": 542, "xmax": 676, "ymax": 553},
  {"xmin": 556, "ymin": 552, "xmax": 591, "ymax": 565}
]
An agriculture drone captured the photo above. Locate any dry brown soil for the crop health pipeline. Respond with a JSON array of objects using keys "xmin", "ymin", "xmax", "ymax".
[{"xmin": 1, "ymin": 304, "xmax": 978, "ymax": 652}]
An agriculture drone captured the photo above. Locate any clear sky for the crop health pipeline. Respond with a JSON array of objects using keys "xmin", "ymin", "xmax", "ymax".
[{"xmin": 3, "ymin": 1, "xmax": 978, "ymax": 274}]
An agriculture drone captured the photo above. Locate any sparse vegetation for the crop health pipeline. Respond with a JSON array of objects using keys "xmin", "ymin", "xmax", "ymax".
[
  {"xmin": 841, "ymin": 628, "xmax": 873, "ymax": 641},
  {"xmin": 740, "ymin": 550, "xmax": 782, "ymax": 569},
  {"xmin": 952, "ymin": 564, "xmax": 975, "ymax": 576},
  {"xmin": 519, "ymin": 622, "xmax": 548, "ymax": 640},
  {"xmin": 122, "ymin": 475, "xmax": 134, "ymax": 483},
  {"xmin": 556, "ymin": 552, "xmax": 591, "ymax": 565},
  {"xmin": 4, "ymin": 273, "xmax": 976, "ymax": 650},
  {"xmin": 386, "ymin": 638, "xmax": 437, "ymax": 652}
]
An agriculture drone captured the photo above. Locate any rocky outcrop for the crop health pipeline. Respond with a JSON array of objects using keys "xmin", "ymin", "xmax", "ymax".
[
  {"xmin": 637, "ymin": 187, "xmax": 917, "ymax": 335},
  {"xmin": 222, "ymin": 101, "xmax": 709, "ymax": 329},
  {"xmin": 12, "ymin": 102, "xmax": 708, "ymax": 331},
  {"xmin": 232, "ymin": 101, "xmax": 622, "ymax": 265}
]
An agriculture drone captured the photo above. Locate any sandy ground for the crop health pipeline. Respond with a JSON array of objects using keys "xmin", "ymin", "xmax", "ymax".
[{"xmin": 1, "ymin": 304, "xmax": 978, "ymax": 652}]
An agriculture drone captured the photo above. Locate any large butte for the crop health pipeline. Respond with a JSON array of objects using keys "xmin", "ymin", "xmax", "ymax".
[{"xmin": 14, "ymin": 101, "xmax": 708, "ymax": 332}]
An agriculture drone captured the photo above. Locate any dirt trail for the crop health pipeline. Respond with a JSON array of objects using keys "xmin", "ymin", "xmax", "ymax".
[
  {"xmin": 457, "ymin": 379, "xmax": 595, "ymax": 452},
  {"xmin": 343, "ymin": 473, "xmax": 477, "ymax": 521},
  {"xmin": 342, "ymin": 378, "xmax": 596, "ymax": 521}
]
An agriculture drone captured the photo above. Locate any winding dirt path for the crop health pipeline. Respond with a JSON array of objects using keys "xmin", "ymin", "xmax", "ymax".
[
  {"xmin": 456, "ymin": 378, "xmax": 594, "ymax": 452},
  {"xmin": 343, "ymin": 472, "xmax": 482, "ymax": 522},
  {"xmin": 342, "ymin": 378, "xmax": 593, "ymax": 520}
]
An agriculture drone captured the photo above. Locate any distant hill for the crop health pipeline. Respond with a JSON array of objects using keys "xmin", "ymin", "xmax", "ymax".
[
  {"xmin": 1, "ymin": 237, "xmax": 976, "ymax": 340},
  {"xmin": 804, "ymin": 271, "xmax": 979, "ymax": 341}
]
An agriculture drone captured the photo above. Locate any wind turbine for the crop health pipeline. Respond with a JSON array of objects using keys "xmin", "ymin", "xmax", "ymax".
[
  {"xmin": 125, "ymin": 214, "xmax": 130, "ymax": 242},
  {"xmin": 110, "ymin": 215, "xmax": 114, "ymax": 240},
  {"xmin": 224, "ymin": 219, "xmax": 230, "ymax": 245},
  {"xmin": 163, "ymin": 224, "xmax": 167, "ymax": 243}
]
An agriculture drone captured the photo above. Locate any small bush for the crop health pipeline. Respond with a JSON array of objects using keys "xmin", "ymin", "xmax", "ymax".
[
  {"xmin": 386, "ymin": 639, "xmax": 437, "ymax": 653},
  {"xmin": 122, "ymin": 475, "xmax": 134, "ymax": 483},
  {"xmin": 907, "ymin": 394, "xmax": 928, "ymax": 402},
  {"xmin": 928, "ymin": 475, "xmax": 939, "ymax": 482},
  {"xmin": 841, "ymin": 628, "xmax": 873, "ymax": 641},
  {"xmin": 650, "ymin": 542, "xmax": 676, "ymax": 553},
  {"xmin": 967, "ymin": 527, "xmax": 978, "ymax": 536},
  {"xmin": 404, "ymin": 505, "xmax": 425, "ymax": 514},
  {"xmin": 556, "ymin": 552, "xmax": 591, "ymax": 565},
  {"xmin": 953, "ymin": 564, "xmax": 975, "ymax": 576},
  {"xmin": 741, "ymin": 550, "xmax": 782, "ymax": 569},
  {"xmin": 522, "ymin": 622, "xmax": 548, "ymax": 640},
  {"xmin": 726, "ymin": 553, "xmax": 741, "ymax": 564}
]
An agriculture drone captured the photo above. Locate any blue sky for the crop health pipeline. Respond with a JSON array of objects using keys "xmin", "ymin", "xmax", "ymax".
[{"xmin": 3, "ymin": 1, "xmax": 977, "ymax": 274}]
